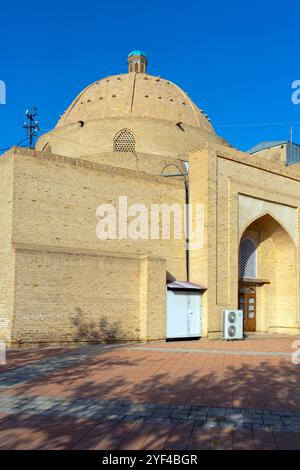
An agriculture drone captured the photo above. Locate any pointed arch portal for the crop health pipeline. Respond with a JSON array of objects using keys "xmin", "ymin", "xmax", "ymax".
[{"xmin": 238, "ymin": 214, "xmax": 297, "ymax": 333}]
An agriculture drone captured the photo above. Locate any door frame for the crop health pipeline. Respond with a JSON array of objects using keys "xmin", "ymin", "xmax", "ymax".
[{"xmin": 239, "ymin": 285, "xmax": 256, "ymax": 332}]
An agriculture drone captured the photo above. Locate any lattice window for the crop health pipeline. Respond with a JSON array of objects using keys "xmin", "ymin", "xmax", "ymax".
[
  {"xmin": 114, "ymin": 129, "xmax": 136, "ymax": 152},
  {"xmin": 239, "ymin": 237, "xmax": 257, "ymax": 278}
]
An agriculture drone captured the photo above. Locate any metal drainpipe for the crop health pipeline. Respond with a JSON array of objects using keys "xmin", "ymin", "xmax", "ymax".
[{"xmin": 184, "ymin": 178, "xmax": 190, "ymax": 282}]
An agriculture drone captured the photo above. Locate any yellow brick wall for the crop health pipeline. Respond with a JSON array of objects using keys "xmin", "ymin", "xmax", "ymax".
[
  {"xmin": 0, "ymin": 157, "xmax": 15, "ymax": 343},
  {"xmin": 251, "ymin": 145, "xmax": 287, "ymax": 164},
  {"xmin": 141, "ymin": 257, "xmax": 167, "ymax": 340},
  {"xmin": 11, "ymin": 148, "xmax": 186, "ymax": 280},
  {"xmin": 11, "ymin": 248, "xmax": 166, "ymax": 346},
  {"xmin": 74, "ymin": 151, "xmax": 187, "ymax": 177},
  {"xmin": 2, "ymin": 148, "xmax": 176, "ymax": 346},
  {"xmin": 189, "ymin": 141, "xmax": 210, "ymax": 336}
]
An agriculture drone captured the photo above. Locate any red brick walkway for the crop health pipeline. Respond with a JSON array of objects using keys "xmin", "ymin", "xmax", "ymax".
[{"xmin": 1, "ymin": 336, "xmax": 300, "ymax": 449}]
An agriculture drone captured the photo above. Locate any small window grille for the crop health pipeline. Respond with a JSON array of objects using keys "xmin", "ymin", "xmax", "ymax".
[
  {"xmin": 114, "ymin": 129, "xmax": 136, "ymax": 152},
  {"xmin": 239, "ymin": 238, "xmax": 257, "ymax": 278}
]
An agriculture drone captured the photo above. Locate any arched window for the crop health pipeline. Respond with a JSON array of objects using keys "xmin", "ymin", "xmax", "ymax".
[
  {"xmin": 114, "ymin": 129, "xmax": 136, "ymax": 152},
  {"xmin": 239, "ymin": 237, "xmax": 257, "ymax": 278}
]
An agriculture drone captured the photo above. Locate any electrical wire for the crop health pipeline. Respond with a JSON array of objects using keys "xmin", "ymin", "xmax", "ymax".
[
  {"xmin": 215, "ymin": 121, "xmax": 300, "ymax": 129},
  {"xmin": 0, "ymin": 137, "xmax": 30, "ymax": 153}
]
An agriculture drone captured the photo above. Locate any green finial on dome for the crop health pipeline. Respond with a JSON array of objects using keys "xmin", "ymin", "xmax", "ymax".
[
  {"xmin": 128, "ymin": 50, "xmax": 148, "ymax": 74},
  {"xmin": 128, "ymin": 50, "xmax": 147, "ymax": 58}
]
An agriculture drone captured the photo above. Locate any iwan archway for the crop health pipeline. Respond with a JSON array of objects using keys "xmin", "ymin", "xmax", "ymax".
[{"xmin": 238, "ymin": 214, "xmax": 297, "ymax": 333}]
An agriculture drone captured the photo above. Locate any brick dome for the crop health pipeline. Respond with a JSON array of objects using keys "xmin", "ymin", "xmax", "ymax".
[
  {"xmin": 36, "ymin": 54, "xmax": 217, "ymax": 160},
  {"xmin": 56, "ymin": 72, "xmax": 214, "ymax": 133}
]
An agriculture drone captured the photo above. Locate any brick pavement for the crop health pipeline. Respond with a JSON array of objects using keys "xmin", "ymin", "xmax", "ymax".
[{"xmin": 1, "ymin": 335, "xmax": 300, "ymax": 449}]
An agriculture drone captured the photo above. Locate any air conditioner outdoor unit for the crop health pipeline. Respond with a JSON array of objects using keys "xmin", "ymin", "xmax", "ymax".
[{"xmin": 222, "ymin": 310, "xmax": 243, "ymax": 340}]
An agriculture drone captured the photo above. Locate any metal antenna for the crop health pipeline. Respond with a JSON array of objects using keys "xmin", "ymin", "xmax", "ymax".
[{"xmin": 23, "ymin": 107, "xmax": 40, "ymax": 149}]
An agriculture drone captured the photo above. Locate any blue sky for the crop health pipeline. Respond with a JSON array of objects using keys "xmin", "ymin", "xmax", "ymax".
[{"xmin": 0, "ymin": 0, "xmax": 299, "ymax": 152}]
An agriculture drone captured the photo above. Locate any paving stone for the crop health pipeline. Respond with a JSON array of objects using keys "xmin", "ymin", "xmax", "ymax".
[
  {"xmin": 215, "ymin": 408, "xmax": 227, "ymax": 414},
  {"xmin": 190, "ymin": 411, "xmax": 208, "ymax": 417},
  {"xmin": 105, "ymin": 414, "xmax": 122, "ymax": 420},
  {"xmin": 244, "ymin": 416, "xmax": 263, "ymax": 424},
  {"xmin": 263, "ymin": 416, "xmax": 283, "ymax": 423},
  {"xmin": 217, "ymin": 420, "xmax": 234, "ymax": 428},
  {"xmin": 207, "ymin": 409, "xmax": 226, "ymax": 417},
  {"xmin": 176, "ymin": 405, "xmax": 191, "ymax": 412},
  {"xmin": 171, "ymin": 416, "xmax": 189, "ymax": 424},
  {"xmin": 284, "ymin": 417, "xmax": 300, "ymax": 423},
  {"xmin": 243, "ymin": 423, "xmax": 253, "ymax": 430},
  {"xmin": 271, "ymin": 425, "xmax": 287, "ymax": 432},
  {"xmin": 203, "ymin": 421, "xmax": 218, "ymax": 429},
  {"xmin": 186, "ymin": 416, "xmax": 196, "ymax": 424},
  {"xmin": 190, "ymin": 406, "xmax": 208, "ymax": 412},
  {"xmin": 1, "ymin": 391, "xmax": 296, "ymax": 434},
  {"xmin": 2, "ymin": 339, "xmax": 300, "ymax": 449},
  {"xmin": 152, "ymin": 410, "xmax": 172, "ymax": 418},
  {"xmin": 257, "ymin": 424, "xmax": 273, "ymax": 432},
  {"xmin": 194, "ymin": 419, "xmax": 205, "ymax": 427}
]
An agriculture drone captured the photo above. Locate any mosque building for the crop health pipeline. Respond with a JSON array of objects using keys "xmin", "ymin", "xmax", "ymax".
[{"xmin": 1, "ymin": 51, "xmax": 300, "ymax": 346}]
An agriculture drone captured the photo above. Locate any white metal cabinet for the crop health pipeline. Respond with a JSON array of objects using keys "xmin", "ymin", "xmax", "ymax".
[{"xmin": 166, "ymin": 289, "xmax": 201, "ymax": 339}]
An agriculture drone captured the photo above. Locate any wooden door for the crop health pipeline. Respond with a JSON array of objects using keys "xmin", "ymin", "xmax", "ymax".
[{"xmin": 238, "ymin": 287, "xmax": 256, "ymax": 332}]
